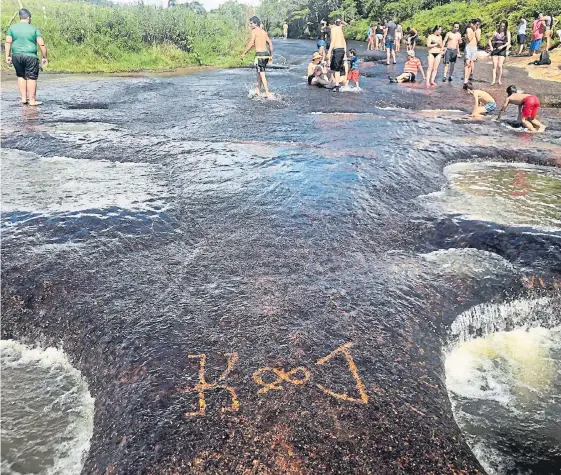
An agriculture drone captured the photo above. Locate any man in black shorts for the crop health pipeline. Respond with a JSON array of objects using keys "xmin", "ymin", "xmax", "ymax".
[
  {"xmin": 4, "ymin": 8, "xmax": 48, "ymax": 105},
  {"xmin": 442, "ymin": 22, "xmax": 462, "ymax": 82},
  {"xmin": 327, "ymin": 18, "xmax": 346, "ymax": 92},
  {"xmin": 242, "ymin": 16, "xmax": 274, "ymax": 97}
]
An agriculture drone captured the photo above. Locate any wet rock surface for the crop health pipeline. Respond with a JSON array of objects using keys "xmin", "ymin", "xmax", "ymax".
[{"xmin": 2, "ymin": 40, "xmax": 561, "ymax": 474}]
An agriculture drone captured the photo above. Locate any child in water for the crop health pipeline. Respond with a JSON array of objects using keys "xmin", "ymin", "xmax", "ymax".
[
  {"xmin": 497, "ymin": 85, "xmax": 546, "ymax": 132},
  {"xmin": 346, "ymin": 49, "xmax": 360, "ymax": 88},
  {"xmin": 463, "ymin": 83, "xmax": 497, "ymax": 117}
]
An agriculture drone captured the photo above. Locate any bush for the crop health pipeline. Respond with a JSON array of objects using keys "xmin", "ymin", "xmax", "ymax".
[{"xmin": 1, "ymin": 0, "xmax": 250, "ymax": 72}]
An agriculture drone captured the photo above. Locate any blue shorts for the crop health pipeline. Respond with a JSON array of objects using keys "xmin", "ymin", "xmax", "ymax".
[
  {"xmin": 530, "ymin": 39, "xmax": 542, "ymax": 51},
  {"xmin": 385, "ymin": 40, "xmax": 395, "ymax": 50},
  {"xmin": 317, "ymin": 40, "xmax": 326, "ymax": 49},
  {"xmin": 483, "ymin": 101, "xmax": 497, "ymax": 113}
]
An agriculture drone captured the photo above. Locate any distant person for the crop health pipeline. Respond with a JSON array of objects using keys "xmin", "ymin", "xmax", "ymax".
[
  {"xmin": 327, "ymin": 18, "xmax": 347, "ymax": 92},
  {"xmin": 367, "ymin": 24, "xmax": 375, "ymax": 51},
  {"xmin": 544, "ymin": 14, "xmax": 558, "ymax": 50},
  {"xmin": 463, "ymin": 83, "xmax": 497, "ymax": 117},
  {"xmin": 384, "ymin": 18, "xmax": 398, "ymax": 65},
  {"xmin": 498, "ymin": 85, "xmax": 546, "ymax": 132},
  {"xmin": 389, "ymin": 50, "xmax": 426, "ymax": 83},
  {"xmin": 307, "ymin": 52, "xmax": 333, "ymax": 88},
  {"xmin": 517, "ymin": 17, "xmax": 527, "ymax": 55},
  {"xmin": 283, "ymin": 22, "xmax": 288, "ymax": 39},
  {"xmin": 375, "ymin": 23, "xmax": 384, "ymax": 51},
  {"xmin": 442, "ymin": 22, "xmax": 462, "ymax": 82},
  {"xmin": 407, "ymin": 27, "xmax": 418, "ymax": 51},
  {"xmin": 346, "ymin": 48, "xmax": 360, "ymax": 88},
  {"xmin": 464, "ymin": 18, "xmax": 481, "ymax": 84},
  {"xmin": 241, "ymin": 16, "xmax": 273, "ymax": 98},
  {"xmin": 489, "ymin": 21, "xmax": 511, "ymax": 85},
  {"xmin": 425, "ymin": 25, "xmax": 443, "ymax": 86},
  {"xmin": 4, "ymin": 9, "xmax": 48, "ymax": 105},
  {"xmin": 317, "ymin": 19, "xmax": 328, "ymax": 60},
  {"xmin": 395, "ymin": 22, "xmax": 403, "ymax": 52},
  {"xmin": 530, "ymin": 14, "xmax": 546, "ymax": 56}
]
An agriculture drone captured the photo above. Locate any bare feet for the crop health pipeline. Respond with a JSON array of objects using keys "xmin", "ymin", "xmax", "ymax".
[
  {"xmin": 538, "ymin": 125, "xmax": 546, "ymax": 132},
  {"xmin": 28, "ymin": 101, "xmax": 42, "ymax": 106}
]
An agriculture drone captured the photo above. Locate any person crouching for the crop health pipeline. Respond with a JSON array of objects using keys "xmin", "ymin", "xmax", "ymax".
[{"xmin": 307, "ymin": 52, "xmax": 333, "ymax": 88}]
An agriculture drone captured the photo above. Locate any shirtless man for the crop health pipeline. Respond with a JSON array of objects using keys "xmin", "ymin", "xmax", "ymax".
[
  {"xmin": 442, "ymin": 23, "xmax": 462, "ymax": 82},
  {"xmin": 463, "ymin": 83, "xmax": 497, "ymax": 117},
  {"xmin": 464, "ymin": 19, "xmax": 481, "ymax": 84},
  {"xmin": 497, "ymin": 85, "xmax": 546, "ymax": 132},
  {"xmin": 242, "ymin": 16, "xmax": 274, "ymax": 97},
  {"xmin": 327, "ymin": 18, "xmax": 347, "ymax": 92}
]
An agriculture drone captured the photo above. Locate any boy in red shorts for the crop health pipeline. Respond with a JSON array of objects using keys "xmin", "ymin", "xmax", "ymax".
[
  {"xmin": 345, "ymin": 48, "xmax": 360, "ymax": 88},
  {"xmin": 497, "ymin": 85, "xmax": 546, "ymax": 132}
]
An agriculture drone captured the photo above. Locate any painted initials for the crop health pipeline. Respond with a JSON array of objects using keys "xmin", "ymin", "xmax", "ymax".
[
  {"xmin": 184, "ymin": 353, "xmax": 239, "ymax": 417},
  {"xmin": 315, "ymin": 342, "xmax": 369, "ymax": 404}
]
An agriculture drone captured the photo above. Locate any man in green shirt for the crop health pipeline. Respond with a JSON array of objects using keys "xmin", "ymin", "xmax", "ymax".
[{"xmin": 5, "ymin": 9, "xmax": 48, "ymax": 105}]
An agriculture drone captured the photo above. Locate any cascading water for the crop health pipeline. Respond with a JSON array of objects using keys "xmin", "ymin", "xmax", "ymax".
[
  {"xmin": 445, "ymin": 299, "xmax": 561, "ymax": 474},
  {"xmin": 1, "ymin": 39, "xmax": 560, "ymax": 473},
  {"xmin": 0, "ymin": 341, "xmax": 95, "ymax": 475}
]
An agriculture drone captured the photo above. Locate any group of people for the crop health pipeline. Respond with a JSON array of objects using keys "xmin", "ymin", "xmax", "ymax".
[{"xmin": 518, "ymin": 13, "xmax": 559, "ymax": 55}]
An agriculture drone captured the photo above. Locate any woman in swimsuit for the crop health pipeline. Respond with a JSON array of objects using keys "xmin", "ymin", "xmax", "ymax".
[
  {"xmin": 375, "ymin": 24, "xmax": 384, "ymax": 51},
  {"xmin": 489, "ymin": 20, "xmax": 511, "ymax": 86},
  {"xmin": 544, "ymin": 14, "xmax": 558, "ymax": 50},
  {"xmin": 426, "ymin": 25, "xmax": 443, "ymax": 87}
]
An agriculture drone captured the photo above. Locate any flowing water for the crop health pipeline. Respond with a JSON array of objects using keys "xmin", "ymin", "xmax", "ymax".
[{"xmin": 1, "ymin": 40, "xmax": 561, "ymax": 474}]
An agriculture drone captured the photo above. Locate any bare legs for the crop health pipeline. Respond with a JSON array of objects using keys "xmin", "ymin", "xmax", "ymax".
[
  {"xmin": 256, "ymin": 71, "xmax": 270, "ymax": 97},
  {"xmin": 521, "ymin": 117, "xmax": 546, "ymax": 132},
  {"xmin": 496, "ymin": 56, "xmax": 504, "ymax": 85},
  {"xmin": 18, "ymin": 78, "xmax": 39, "ymax": 105},
  {"xmin": 426, "ymin": 54, "xmax": 441, "ymax": 86},
  {"xmin": 443, "ymin": 61, "xmax": 455, "ymax": 80},
  {"xmin": 17, "ymin": 77, "xmax": 27, "ymax": 103},
  {"xmin": 464, "ymin": 59, "xmax": 475, "ymax": 83},
  {"xmin": 386, "ymin": 46, "xmax": 396, "ymax": 65}
]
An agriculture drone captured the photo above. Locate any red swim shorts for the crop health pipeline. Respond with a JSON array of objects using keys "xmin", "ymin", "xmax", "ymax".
[
  {"xmin": 521, "ymin": 95, "xmax": 540, "ymax": 119},
  {"xmin": 348, "ymin": 69, "xmax": 360, "ymax": 83}
]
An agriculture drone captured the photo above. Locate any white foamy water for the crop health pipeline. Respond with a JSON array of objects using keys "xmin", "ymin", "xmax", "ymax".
[
  {"xmin": 445, "ymin": 299, "xmax": 561, "ymax": 474},
  {"xmin": 421, "ymin": 162, "xmax": 561, "ymax": 231},
  {"xmin": 421, "ymin": 248, "xmax": 514, "ymax": 277},
  {"xmin": 1, "ymin": 340, "xmax": 95, "ymax": 475},
  {"xmin": 1, "ymin": 149, "xmax": 169, "ymax": 213}
]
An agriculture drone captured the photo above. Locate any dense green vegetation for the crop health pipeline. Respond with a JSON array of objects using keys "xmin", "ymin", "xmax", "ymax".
[
  {"xmin": 1, "ymin": 0, "xmax": 252, "ymax": 72},
  {"xmin": 258, "ymin": 0, "xmax": 561, "ymax": 44}
]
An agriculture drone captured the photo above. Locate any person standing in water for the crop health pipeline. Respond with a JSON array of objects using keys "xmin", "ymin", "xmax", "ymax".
[
  {"xmin": 384, "ymin": 17, "xmax": 398, "ymax": 65},
  {"xmin": 242, "ymin": 16, "xmax": 274, "ymax": 98},
  {"xmin": 489, "ymin": 20, "xmax": 511, "ymax": 86},
  {"xmin": 395, "ymin": 22, "xmax": 403, "ymax": 52},
  {"xmin": 464, "ymin": 19, "xmax": 481, "ymax": 84},
  {"xmin": 283, "ymin": 22, "xmax": 288, "ymax": 39},
  {"xmin": 327, "ymin": 18, "xmax": 347, "ymax": 92},
  {"xmin": 317, "ymin": 19, "xmax": 328, "ymax": 60},
  {"xmin": 442, "ymin": 22, "xmax": 462, "ymax": 82},
  {"xmin": 497, "ymin": 85, "xmax": 546, "ymax": 132},
  {"xmin": 4, "ymin": 8, "xmax": 48, "ymax": 105},
  {"xmin": 425, "ymin": 25, "xmax": 443, "ymax": 86}
]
